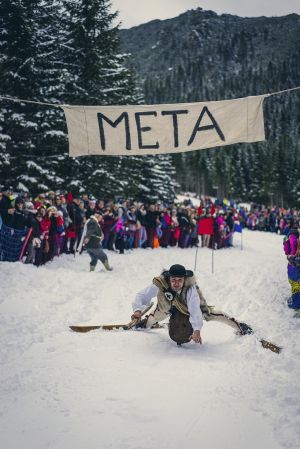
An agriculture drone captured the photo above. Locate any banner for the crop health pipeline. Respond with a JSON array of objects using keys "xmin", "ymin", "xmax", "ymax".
[{"xmin": 63, "ymin": 95, "xmax": 266, "ymax": 157}]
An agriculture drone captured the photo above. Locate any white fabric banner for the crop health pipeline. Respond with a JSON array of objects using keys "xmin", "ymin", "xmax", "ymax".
[{"xmin": 63, "ymin": 95, "xmax": 266, "ymax": 157}]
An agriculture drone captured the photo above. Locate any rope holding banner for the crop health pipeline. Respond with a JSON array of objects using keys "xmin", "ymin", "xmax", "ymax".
[
  {"xmin": 0, "ymin": 95, "xmax": 65, "ymax": 108},
  {"xmin": 0, "ymin": 86, "xmax": 300, "ymax": 109},
  {"xmin": 264, "ymin": 86, "xmax": 300, "ymax": 98}
]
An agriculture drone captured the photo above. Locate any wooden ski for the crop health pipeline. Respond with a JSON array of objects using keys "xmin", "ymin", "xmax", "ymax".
[
  {"xmin": 259, "ymin": 339, "xmax": 281, "ymax": 354},
  {"xmin": 69, "ymin": 305, "xmax": 282, "ymax": 353},
  {"xmin": 69, "ymin": 303, "xmax": 155, "ymax": 333}
]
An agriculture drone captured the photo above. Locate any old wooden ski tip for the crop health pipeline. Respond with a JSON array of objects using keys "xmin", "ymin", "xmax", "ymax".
[
  {"xmin": 259, "ymin": 339, "xmax": 282, "ymax": 354},
  {"xmin": 69, "ymin": 303, "xmax": 155, "ymax": 333},
  {"xmin": 70, "ymin": 321, "xmax": 138, "ymax": 333}
]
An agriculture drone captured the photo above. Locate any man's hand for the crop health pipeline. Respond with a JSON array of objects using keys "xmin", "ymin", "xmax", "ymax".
[
  {"xmin": 190, "ymin": 330, "xmax": 202, "ymax": 344},
  {"xmin": 131, "ymin": 310, "xmax": 142, "ymax": 321},
  {"xmin": 8, "ymin": 208, "xmax": 15, "ymax": 215}
]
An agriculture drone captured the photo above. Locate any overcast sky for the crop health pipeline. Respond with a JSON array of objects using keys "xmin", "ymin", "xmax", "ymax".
[{"xmin": 112, "ymin": 0, "xmax": 300, "ymax": 28}]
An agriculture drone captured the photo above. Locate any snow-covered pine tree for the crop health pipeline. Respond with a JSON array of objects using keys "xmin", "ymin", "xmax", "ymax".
[
  {"xmin": 0, "ymin": 107, "xmax": 10, "ymax": 182},
  {"xmin": 26, "ymin": 0, "xmax": 69, "ymax": 194},
  {"xmin": 0, "ymin": 0, "xmax": 41, "ymax": 190},
  {"xmin": 59, "ymin": 0, "xmax": 176, "ymax": 201},
  {"xmin": 0, "ymin": 0, "xmax": 177, "ymax": 200},
  {"xmin": 0, "ymin": 0, "xmax": 68, "ymax": 194},
  {"xmin": 136, "ymin": 154, "xmax": 178, "ymax": 202},
  {"xmin": 58, "ymin": 0, "xmax": 136, "ymax": 196}
]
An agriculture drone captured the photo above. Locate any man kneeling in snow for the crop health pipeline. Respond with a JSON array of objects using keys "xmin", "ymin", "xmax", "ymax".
[{"xmin": 131, "ymin": 264, "xmax": 252, "ymax": 346}]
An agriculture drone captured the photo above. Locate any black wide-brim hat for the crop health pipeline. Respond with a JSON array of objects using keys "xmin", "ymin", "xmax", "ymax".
[{"xmin": 163, "ymin": 264, "xmax": 193, "ymax": 278}]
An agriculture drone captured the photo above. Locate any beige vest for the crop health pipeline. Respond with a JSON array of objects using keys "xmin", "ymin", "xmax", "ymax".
[
  {"xmin": 152, "ymin": 275, "xmax": 200, "ymax": 316},
  {"xmin": 152, "ymin": 275, "xmax": 208, "ymax": 315},
  {"xmin": 143, "ymin": 274, "xmax": 210, "ymax": 328}
]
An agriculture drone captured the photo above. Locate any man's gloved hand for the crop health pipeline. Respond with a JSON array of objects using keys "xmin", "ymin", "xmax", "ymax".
[{"xmin": 134, "ymin": 317, "xmax": 148, "ymax": 329}]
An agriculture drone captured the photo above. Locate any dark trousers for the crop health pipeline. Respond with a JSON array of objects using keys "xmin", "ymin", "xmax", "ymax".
[{"xmin": 87, "ymin": 247, "xmax": 108, "ymax": 267}]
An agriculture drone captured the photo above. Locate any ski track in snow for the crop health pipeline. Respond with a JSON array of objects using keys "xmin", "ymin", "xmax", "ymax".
[{"xmin": 1, "ymin": 230, "xmax": 300, "ymax": 449}]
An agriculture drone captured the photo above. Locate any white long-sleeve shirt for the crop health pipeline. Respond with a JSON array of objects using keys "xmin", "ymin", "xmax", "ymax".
[{"xmin": 132, "ymin": 284, "xmax": 203, "ymax": 331}]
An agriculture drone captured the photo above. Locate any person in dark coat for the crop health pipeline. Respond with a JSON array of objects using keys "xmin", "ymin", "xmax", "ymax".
[
  {"xmin": 136, "ymin": 204, "xmax": 147, "ymax": 248},
  {"xmin": 177, "ymin": 208, "xmax": 191, "ymax": 248},
  {"xmin": 47, "ymin": 206, "xmax": 59, "ymax": 261},
  {"xmin": 145, "ymin": 204, "xmax": 159, "ymax": 248},
  {"xmin": 101, "ymin": 208, "xmax": 117, "ymax": 250},
  {"xmin": 7, "ymin": 197, "xmax": 28, "ymax": 230},
  {"xmin": 82, "ymin": 213, "xmax": 113, "ymax": 272},
  {"xmin": 225, "ymin": 210, "xmax": 235, "ymax": 247},
  {"xmin": 86, "ymin": 200, "xmax": 97, "ymax": 220},
  {"xmin": 0, "ymin": 187, "xmax": 15, "ymax": 225},
  {"xmin": 24, "ymin": 203, "xmax": 42, "ymax": 264},
  {"xmin": 126, "ymin": 205, "xmax": 138, "ymax": 249},
  {"xmin": 67, "ymin": 197, "xmax": 84, "ymax": 254}
]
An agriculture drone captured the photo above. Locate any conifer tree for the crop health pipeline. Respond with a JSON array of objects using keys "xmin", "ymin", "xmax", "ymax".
[
  {"xmin": 0, "ymin": 0, "xmax": 177, "ymax": 201},
  {"xmin": 60, "ymin": 0, "xmax": 177, "ymax": 200},
  {"xmin": 0, "ymin": 0, "xmax": 40, "ymax": 189},
  {"xmin": 0, "ymin": 0, "xmax": 68, "ymax": 193}
]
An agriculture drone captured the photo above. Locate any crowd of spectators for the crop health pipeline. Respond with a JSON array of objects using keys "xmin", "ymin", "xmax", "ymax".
[
  {"xmin": 240, "ymin": 204, "xmax": 300, "ymax": 235},
  {"xmin": 0, "ymin": 186, "xmax": 298, "ymax": 265}
]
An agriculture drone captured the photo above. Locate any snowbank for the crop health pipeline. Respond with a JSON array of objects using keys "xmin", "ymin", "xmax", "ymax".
[{"xmin": 1, "ymin": 230, "xmax": 299, "ymax": 449}]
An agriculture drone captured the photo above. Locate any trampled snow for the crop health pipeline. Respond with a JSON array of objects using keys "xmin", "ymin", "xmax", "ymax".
[{"xmin": 1, "ymin": 230, "xmax": 299, "ymax": 449}]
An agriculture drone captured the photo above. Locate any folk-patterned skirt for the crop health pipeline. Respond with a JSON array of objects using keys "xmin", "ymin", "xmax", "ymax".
[{"xmin": 287, "ymin": 264, "xmax": 300, "ymax": 309}]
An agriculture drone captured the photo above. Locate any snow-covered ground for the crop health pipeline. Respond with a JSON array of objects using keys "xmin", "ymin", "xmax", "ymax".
[{"xmin": 1, "ymin": 230, "xmax": 299, "ymax": 449}]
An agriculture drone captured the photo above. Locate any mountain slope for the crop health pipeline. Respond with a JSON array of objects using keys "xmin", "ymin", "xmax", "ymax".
[{"xmin": 120, "ymin": 9, "xmax": 300, "ymax": 205}]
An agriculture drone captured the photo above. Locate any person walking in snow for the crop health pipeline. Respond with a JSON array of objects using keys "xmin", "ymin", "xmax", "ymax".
[
  {"xmin": 131, "ymin": 264, "xmax": 252, "ymax": 346},
  {"xmin": 80, "ymin": 212, "xmax": 113, "ymax": 272}
]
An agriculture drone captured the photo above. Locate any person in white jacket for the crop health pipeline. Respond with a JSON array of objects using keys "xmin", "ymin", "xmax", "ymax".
[
  {"xmin": 132, "ymin": 264, "xmax": 203, "ymax": 345},
  {"xmin": 132, "ymin": 264, "xmax": 253, "ymax": 346}
]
